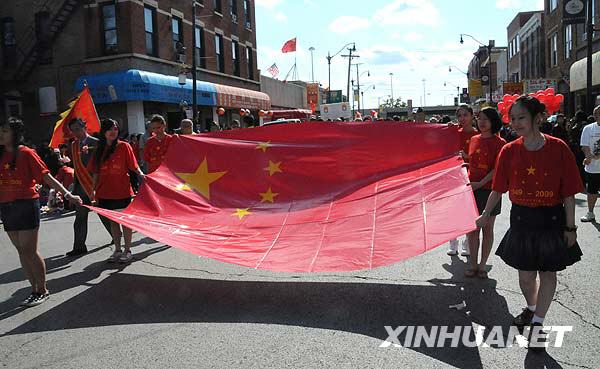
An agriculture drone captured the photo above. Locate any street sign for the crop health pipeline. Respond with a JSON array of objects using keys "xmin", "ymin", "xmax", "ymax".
[
  {"xmin": 328, "ymin": 90, "xmax": 342, "ymax": 104},
  {"xmin": 564, "ymin": 0, "xmax": 586, "ymax": 24}
]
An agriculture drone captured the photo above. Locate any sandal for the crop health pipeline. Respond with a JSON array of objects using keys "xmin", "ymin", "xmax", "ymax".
[
  {"xmin": 478, "ymin": 269, "xmax": 488, "ymax": 279},
  {"xmin": 464, "ymin": 268, "xmax": 478, "ymax": 277}
]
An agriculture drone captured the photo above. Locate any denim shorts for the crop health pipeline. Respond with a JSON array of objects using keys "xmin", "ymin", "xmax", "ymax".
[{"xmin": 0, "ymin": 199, "xmax": 41, "ymax": 232}]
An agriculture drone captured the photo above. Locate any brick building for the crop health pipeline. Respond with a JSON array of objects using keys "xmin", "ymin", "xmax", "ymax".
[
  {"xmin": 519, "ymin": 11, "xmax": 546, "ymax": 80},
  {"xmin": 0, "ymin": 0, "xmax": 269, "ymax": 142},
  {"xmin": 467, "ymin": 41, "xmax": 508, "ymax": 101},
  {"xmin": 507, "ymin": 11, "xmax": 540, "ymax": 82},
  {"xmin": 544, "ymin": 0, "xmax": 600, "ymax": 114}
]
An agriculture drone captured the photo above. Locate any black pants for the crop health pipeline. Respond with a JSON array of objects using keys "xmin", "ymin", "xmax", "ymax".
[{"xmin": 73, "ymin": 191, "xmax": 113, "ymax": 249}]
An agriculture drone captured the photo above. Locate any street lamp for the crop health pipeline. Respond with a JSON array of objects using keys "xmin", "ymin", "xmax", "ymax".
[
  {"xmin": 448, "ymin": 65, "xmax": 468, "ymax": 76},
  {"xmin": 389, "ymin": 73, "xmax": 394, "ymax": 101},
  {"xmin": 460, "ymin": 33, "xmax": 494, "ymax": 101},
  {"xmin": 444, "ymin": 81, "xmax": 461, "ymax": 106},
  {"xmin": 360, "ymin": 84, "xmax": 375, "ymax": 116},
  {"xmin": 309, "ymin": 47, "xmax": 315, "ymax": 82},
  {"xmin": 326, "ymin": 42, "xmax": 355, "ymax": 103}
]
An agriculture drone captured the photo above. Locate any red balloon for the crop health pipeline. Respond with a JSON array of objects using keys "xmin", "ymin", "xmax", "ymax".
[
  {"xmin": 258, "ymin": 110, "xmax": 266, "ymax": 117},
  {"xmin": 556, "ymin": 94, "xmax": 564, "ymax": 103}
]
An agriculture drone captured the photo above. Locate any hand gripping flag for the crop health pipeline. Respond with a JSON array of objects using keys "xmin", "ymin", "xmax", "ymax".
[
  {"xmin": 92, "ymin": 123, "xmax": 478, "ymax": 272},
  {"xmin": 50, "ymin": 85, "xmax": 100, "ymax": 148},
  {"xmin": 281, "ymin": 37, "xmax": 297, "ymax": 53}
]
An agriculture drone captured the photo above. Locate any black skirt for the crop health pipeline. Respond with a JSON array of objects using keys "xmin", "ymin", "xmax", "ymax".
[{"xmin": 496, "ymin": 204, "xmax": 582, "ymax": 272}]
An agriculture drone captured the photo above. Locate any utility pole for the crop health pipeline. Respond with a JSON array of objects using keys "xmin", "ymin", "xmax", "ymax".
[
  {"xmin": 389, "ymin": 73, "xmax": 394, "ymax": 101},
  {"xmin": 341, "ymin": 45, "xmax": 359, "ymax": 106},
  {"xmin": 422, "ymin": 79, "xmax": 426, "ymax": 107},
  {"xmin": 309, "ymin": 47, "xmax": 315, "ymax": 82},
  {"xmin": 191, "ymin": 1, "xmax": 198, "ymax": 130},
  {"xmin": 586, "ymin": 0, "xmax": 593, "ymax": 114}
]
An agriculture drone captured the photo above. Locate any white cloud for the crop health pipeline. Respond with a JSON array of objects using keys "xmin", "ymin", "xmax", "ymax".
[
  {"xmin": 275, "ymin": 12, "xmax": 287, "ymax": 22},
  {"xmin": 496, "ymin": 0, "xmax": 544, "ymax": 9},
  {"xmin": 403, "ymin": 32, "xmax": 424, "ymax": 42},
  {"xmin": 255, "ymin": 0, "xmax": 283, "ymax": 10},
  {"xmin": 328, "ymin": 16, "xmax": 371, "ymax": 34},
  {"xmin": 372, "ymin": 0, "xmax": 441, "ymax": 27}
]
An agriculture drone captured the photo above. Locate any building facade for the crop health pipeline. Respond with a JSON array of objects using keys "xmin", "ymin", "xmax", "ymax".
[
  {"xmin": 0, "ymin": 0, "xmax": 269, "ymax": 142},
  {"xmin": 519, "ymin": 11, "xmax": 546, "ymax": 80},
  {"xmin": 507, "ymin": 11, "xmax": 539, "ymax": 82},
  {"xmin": 467, "ymin": 41, "xmax": 508, "ymax": 102}
]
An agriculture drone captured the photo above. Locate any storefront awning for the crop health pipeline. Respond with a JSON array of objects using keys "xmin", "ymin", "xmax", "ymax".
[
  {"xmin": 270, "ymin": 109, "xmax": 312, "ymax": 119},
  {"xmin": 75, "ymin": 69, "xmax": 270, "ymax": 110},
  {"xmin": 215, "ymin": 84, "xmax": 271, "ymax": 110},
  {"xmin": 569, "ymin": 51, "xmax": 600, "ymax": 92}
]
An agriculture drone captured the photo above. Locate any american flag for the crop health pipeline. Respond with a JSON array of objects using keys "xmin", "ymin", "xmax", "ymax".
[{"xmin": 267, "ymin": 63, "xmax": 280, "ymax": 78}]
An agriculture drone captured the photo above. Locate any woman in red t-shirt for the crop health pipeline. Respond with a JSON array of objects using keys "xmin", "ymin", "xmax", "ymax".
[
  {"xmin": 0, "ymin": 118, "xmax": 82, "ymax": 307},
  {"xmin": 465, "ymin": 108, "xmax": 506, "ymax": 278},
  {"xmin": 89, "ymin": 119, "xmax": 145, "ymax": 264},
  {"xmin": 477, "ymin": 96, "xmax": 583, "ymax": 351},
  {"xmin": 448, "ymin": 105, "xmax": 479, "ymax": 256}
]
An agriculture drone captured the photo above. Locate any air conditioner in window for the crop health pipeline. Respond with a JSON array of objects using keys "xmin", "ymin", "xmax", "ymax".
[
  {"xmin": 231, "ymin": 14, "xmax": 237, "ymax": 23},
  {"xmin": 177, "ymin": 54, "xmax": 185, "ymax": 63}
]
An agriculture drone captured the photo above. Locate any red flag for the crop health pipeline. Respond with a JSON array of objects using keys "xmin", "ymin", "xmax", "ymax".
[
  {"xmin": 281, "ymin": 37, "xmax": 297, "ymax": 53},
  {"xmin": 50, "ymin": 85, "xmax": 100, "ymax": 148},
  {"xmin": 92, "ymin": 123, "xmax": 477, "ymax": 272}
]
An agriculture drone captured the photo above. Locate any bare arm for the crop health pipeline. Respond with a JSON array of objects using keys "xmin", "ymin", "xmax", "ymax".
[
  {"xmin": 475, "ymin": 191, "xmax": 502, "ymax": 228},
  {"xmin": 43, "ymin": 172, "xmax": 82, "ymax": 205},
  {"xmin": 563, "ymin": 195, "xmax": 577, "ymax": 247}
]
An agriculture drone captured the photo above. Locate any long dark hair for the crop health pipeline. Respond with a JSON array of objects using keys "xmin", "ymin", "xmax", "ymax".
[
  {"xmin": 479, "ymin": 107, "xmax": 503, "ymax": 134},
  {"xmin": 0, "ymin": 117, "xmax": 26, "ymax": 170},
  {"xmin": 94, "ymin": 118, "xmax": 120, "ymax": 167}
]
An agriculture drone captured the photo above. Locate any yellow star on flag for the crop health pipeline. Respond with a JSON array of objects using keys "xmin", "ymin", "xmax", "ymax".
[
  {"xmin": 526, "ymin": 166, "xmax": 536, "ymax": 175},
  {"xmin": 175, "ymin": 157, "xmax": 227, "ymax": 200},
  {"xmin": 475, "ymin": 149, "xmax": 481, "ymax": 154},
  {"xmin": 259, "ymin": 187, "xmax": 279, "ymax": 203},
  {"xmin": 3, "ymin": 163, "xmax": 9, "ymax": 170},
  {"xmin": 233, "ymin": 208, "xmax": 252, "ymax": 219},
  {"xmin": 256, "ymin": 141, "xmax": 271, "ymax": 152},
  {"xmin": 264, "ymin": 160, "xmax": 283, "ymax": 176}
]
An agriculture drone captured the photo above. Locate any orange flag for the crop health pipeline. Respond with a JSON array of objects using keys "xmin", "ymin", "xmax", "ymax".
[{"xmin": 50, "ymin": 85, "xmax": 100, "ymax": 148}]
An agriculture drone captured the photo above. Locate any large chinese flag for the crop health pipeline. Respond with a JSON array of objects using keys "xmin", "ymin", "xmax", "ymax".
[
  {"xmin": 92, "ymin": 123, "xmax": 478, "ymax": 272},
  {"xmin": 50, "ymin": 85, "xmax": 100, "ymax": 148}
]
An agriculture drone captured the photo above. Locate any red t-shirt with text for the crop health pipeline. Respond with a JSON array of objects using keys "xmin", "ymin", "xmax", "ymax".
[
  {"xmin": 88, "ymin": 141, "xmax": 139, "ymax": 200},
  {"xmin": 0, "ymin": 146, "xmax": 49, "ymax": 203},
  {"xmin": 468, "ymin": 134, "xmax": 506, "ymax": 190},
  {"xmin": 143, "ymin": 134, "xmax": 173, "ymax": 173},
  {"xmin": 56, "ymin": 165, "xmax": 75, "ymax": 189},
  {"xmin": 492, "ymin": 135, "xmax": 583, "ymax": 207}
]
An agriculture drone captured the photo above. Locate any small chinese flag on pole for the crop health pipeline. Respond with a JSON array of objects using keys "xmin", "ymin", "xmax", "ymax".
[
  {"xmin": 50, "ymin": 84, "xmax": 100, "ymax": 148},
  {"xmin": 281, "ymin": 37, "xmax": 297, "ymax": 53}
]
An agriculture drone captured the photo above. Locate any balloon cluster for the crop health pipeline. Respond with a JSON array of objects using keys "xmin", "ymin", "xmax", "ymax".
[{"xmin": 497, "ymin": 88, "xmax": 564, "ymax": 123}]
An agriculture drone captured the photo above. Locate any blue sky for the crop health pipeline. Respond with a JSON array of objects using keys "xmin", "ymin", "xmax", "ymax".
[{"xmin": 255, "ymin": 0, "xmax": 544, "ymax": 109}]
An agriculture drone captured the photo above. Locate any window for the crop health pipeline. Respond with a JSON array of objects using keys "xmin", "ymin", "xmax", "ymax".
[
  {"xmin": 1, "ymin": 17, "xmax": 16, "ymax": 67},
  {"xmin": 102, "ymin": 4, "xmax": 117, "ymax": 53},
  {"xmin": 232, "ymin": 40, "xmax": 239, "ymax": 76},
  {"xmin": 215, "ymin": 34, "xmax": 224, "ymax": 72},
  {"xmin": 550, "ymin": 33, "xmax": 558, "ymax": 66},
  {"xmin": 172, "ymin": 17, "xmax": 182, "ymax": 58},
  {"xmin": 144, "ymin": 7, "xmax": 157, "ymax": 56},
  {"xmin": 565, "ymin": 24, "xmax": 573, "ymax": 59},
  {"xmin": 230, "ymin": 0, "xmax": 238, "ymax": 22},
  {"xmin": 214, "ymin": 0, "xmax": 222, "ymax": 14},
  {"xmin": 550, "ymin": 0, "xmax": 557, "ymax": 11},
  {"xmin": 515, "ymin": 34, "xmax": 519, "ymax": 53},
  {"xmin": 244, "ymin": 0, "xmax": 251, "ymax": 28},
  {"xmin": 195, "ymin": 26, "xmax": 206, "ymax": 68},
  {"xmin": 246, "ymin": 46, "xmax": 253, "ymax": 80},
  {"xmin": 35, "ymin": 11, "xmax": 52, "ymax": 64}
]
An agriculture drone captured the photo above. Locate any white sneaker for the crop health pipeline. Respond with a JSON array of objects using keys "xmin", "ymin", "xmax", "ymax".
[
  {"xmin": 580, "ymin": 212, "xmax": 595, "ymax": 222},
  {"xmin": 447, "ymin": 239, "xmax": 458, "ymax": 255},
  {"xmin": 460, "ymin": 239, "xmax": 470, "ymax": 256}
]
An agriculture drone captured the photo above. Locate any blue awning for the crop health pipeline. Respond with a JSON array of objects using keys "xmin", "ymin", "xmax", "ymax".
[{"xmin": 75, "ymin": 69, "xmax": 217, "ymax": 106}]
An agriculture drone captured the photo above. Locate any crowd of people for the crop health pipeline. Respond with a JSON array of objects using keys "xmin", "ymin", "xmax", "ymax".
[{"xmin": 1, "ymin": 99, "xmax": 600, "ymax": 353}]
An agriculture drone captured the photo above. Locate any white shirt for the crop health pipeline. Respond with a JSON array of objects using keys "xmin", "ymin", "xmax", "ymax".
[{"xmin": 581, "ymin": 122, "xmax": 600, "ymax": 173}]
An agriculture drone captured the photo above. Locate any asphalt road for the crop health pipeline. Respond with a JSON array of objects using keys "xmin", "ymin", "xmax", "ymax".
[{"xmin": 0, "ymin": 194, "xmax": 598, "ymax": 369}]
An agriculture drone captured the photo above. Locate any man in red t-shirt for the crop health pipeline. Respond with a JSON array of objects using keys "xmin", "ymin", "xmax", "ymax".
[{"xmin": 143, "ymin": 114, "xmax": 173, "ymax": 174}]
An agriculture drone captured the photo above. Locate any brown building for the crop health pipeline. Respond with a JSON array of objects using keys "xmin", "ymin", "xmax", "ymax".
[
  {"xmin": 519, "ymin": 11, "xmax": 546, "ymax": 80},
  {"xmin": 507, "ymin": 11, "xmax": 540, "ymax": 82},
  {"xmin": 467, "ymin": 40, "xmax": 508, "ymax": 101},
  {"xmin": 0, "ymin": 0, "xmax": 269, "ymax": 142},
  {"xmin": 544, "ymin": 0, "xmax": 600, "ymax": 114}
]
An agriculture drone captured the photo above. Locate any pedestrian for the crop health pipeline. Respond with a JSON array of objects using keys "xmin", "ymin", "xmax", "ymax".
[
  {"xmin": 415, "ymin": 108, "xmax": 426, "ymax": 123},
  {"xmin": 550, "ymin": 113, "xmax": 569, "ymax": 143},
  {"xmin": 465, "ymin": 108, "xmax": 506, "ymax": 278},
  {"xmin": 476, "ymin": 95, "xmax": 583, "ymax": 351},
  {"xmin": 568, "ymin": 110, "xmax": 588, "ymax": 185},
  {"xmin": 179, "ymin": 119, "xmax": 196, "ymax": 135},
  {"xmin": 143, "ymin": 114, "xmax": 173, "ymax": 174},
  {"xmin": 580, "ymin": 105, "xmax": 600, "ymax": 222},
  {"xmin": 65, "ymin": 118, "xmax": 113, "ymax": 257},
  {"xmin": 58, "ymin": 143, "xmax": 71, "ymax": 165},
  {"xmin": 448, "ymin": 104, "xmax": 478, "ymax": 256},
  {"xmin": 88, "ymin": 119, "xmax": 145, "ymax": 263},
  {"xmin": 0, "ymin": 118, "xmax": 83, "ymax": 306}
]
